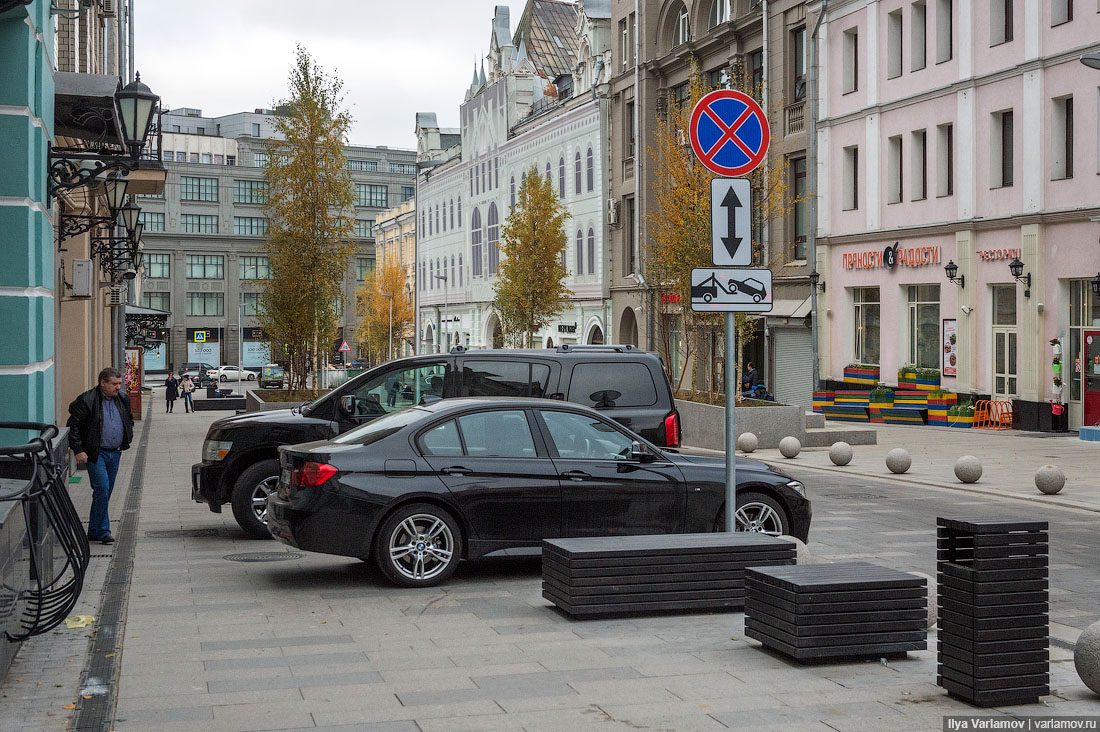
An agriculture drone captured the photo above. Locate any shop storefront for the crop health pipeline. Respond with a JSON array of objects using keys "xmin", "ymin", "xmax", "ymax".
[
  {"xmin": 242, "ymin": 328, "xmax": 270, "ymax": 369},
  {"xmin": 187, "ymin": 327, "xmax": 221, "ymax": 365}
]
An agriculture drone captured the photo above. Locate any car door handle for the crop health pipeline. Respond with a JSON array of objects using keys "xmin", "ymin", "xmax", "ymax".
[
  {"xmin": 440, "ymin": 466, "xmax": 472, "ymax": 476},
  {"xmin": 561, "ymin": 470, "xmax": 591, "ymax": 481}
]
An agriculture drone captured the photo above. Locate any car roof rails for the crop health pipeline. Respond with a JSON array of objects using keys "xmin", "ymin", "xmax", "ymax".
[
  {"xmin": 555, "ymin": 344, "xmax": 637, "ymax": 354},
  {"xmin": 449, "ymin": 345, "xmax": 466, "ymax": 354}
]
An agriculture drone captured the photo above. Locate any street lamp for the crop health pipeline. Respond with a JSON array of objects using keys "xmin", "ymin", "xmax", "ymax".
[
  {"xmin": 944, "ymin": 260, "xmax": 965, "ymax": 288},
  {"xmin": 809, "ymin": 270, "xmax": 826, "ymax": 293},
  {"xmin": 1008, "ymin": 257, "xmax": 1031, "ymax": 298},
  {"xmin": 119, "ymin": 199, "xmax": 141, "ymax": 234},
  {"xmin": 1081, "ymin": 53, "xmax": 1100, "ymax": 70},
  {"xmin": 1090, "ymin": 272, "xmax": 1100, "ymax": 298},
  {"xmin": 115, "ymin": 72, "xmax": 161, "ymax": 158},
  {"xmin": 381, "ymin": 293, "xmax": 393, "ymax": 362}
]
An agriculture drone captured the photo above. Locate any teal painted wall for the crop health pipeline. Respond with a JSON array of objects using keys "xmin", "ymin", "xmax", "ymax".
[{"xmin": 0, "ymin": 0, "xmax": 56, "ymax": 440}]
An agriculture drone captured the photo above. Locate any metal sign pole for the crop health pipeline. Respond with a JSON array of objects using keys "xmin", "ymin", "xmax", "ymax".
[{"xmin": 725, "ymin": 312, "xmax": 737, "ymax": 532}]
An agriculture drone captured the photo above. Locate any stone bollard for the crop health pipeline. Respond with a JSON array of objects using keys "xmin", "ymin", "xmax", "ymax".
[
  {"xmin": 779, "ymin": 436, "xmax": 801, "ymax": 459},
  {"xmin": 829, "ymin": 441, "xmax": 853, "ymax": 466},
  {"xmin": 736, "ymin": 432, "xmax": 758, "ymax": 454},
  {"xmin": 885, "ymin": 448, "xmax": 911, "ymax": 474},
  {"xmin": 954, "ymin": 455, "xmax": 983, "ymax": 484},
  {"xmin": 1035, "ymin": 465, "xmax": 1066, "ymax": 495},
  {"xmin": 1074, "ymin": 620, "xmax": 1100, "ymax": 696}
]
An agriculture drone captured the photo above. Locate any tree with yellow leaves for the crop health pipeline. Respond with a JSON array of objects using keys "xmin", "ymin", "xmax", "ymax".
[
  {"xmin": 646, "ymin": 59, "xmax": 797, "ymax": 398},
  {"xmin": 260, "ymin": 46, "xmax": 357, "ymax": 392},
  {"xmin": 493, "ymin": 165, "xmax": 573, "ymax": 347},
  {"xmin": 355, "ymin": 253, "xmax": 414, "ymax": 365}
]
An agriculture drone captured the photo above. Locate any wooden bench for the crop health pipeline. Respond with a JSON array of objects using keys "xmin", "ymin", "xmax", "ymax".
[
  {"xmin": 881, "ymin": 406, "xmax": 929, "ymax": 425},
  {"xmin": 744, "ymin": 562, "xmax": 927, "ymax": 662},
  {"xmin": 936, "ymin": 516, "xmax": 1049, "ymax": 707},
  {"xmin": 822, "ymin": 405, "xmax": 870, "ymax": 423},
  {"xmin": 542, "ymin": 533, "xmax": 795, "ymax": 617}
]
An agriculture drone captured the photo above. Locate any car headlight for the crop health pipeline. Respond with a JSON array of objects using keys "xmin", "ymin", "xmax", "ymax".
[
  {"xmin": 785, "ymin": 480, "xmax": 806, "ymax": 497},
  {"xmin": 203, "ymin": 440, "xmax": 233, "ymax": 461}
]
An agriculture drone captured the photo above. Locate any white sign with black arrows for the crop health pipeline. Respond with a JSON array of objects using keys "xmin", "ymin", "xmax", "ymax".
[
  {"xmin": 711, "ymin": 177, "xmax": 752, "ymax": 266},
  {"xmin": 690, "ymin": 267, "xmax": 773, "ymax": 313}
]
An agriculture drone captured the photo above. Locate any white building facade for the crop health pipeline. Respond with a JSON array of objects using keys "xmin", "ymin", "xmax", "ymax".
[{"xmin": 416, "ymin": 1, "xmax": 614, "ymax": 352}]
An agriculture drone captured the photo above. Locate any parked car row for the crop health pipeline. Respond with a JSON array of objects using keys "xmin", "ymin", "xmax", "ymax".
[
  {"xmin": 192, "ymin": 346, "xmax": 813, "ymax": 587},
  {"xmin": 177, "ymin": 363, "xmax": 260, "ymax": 385}
]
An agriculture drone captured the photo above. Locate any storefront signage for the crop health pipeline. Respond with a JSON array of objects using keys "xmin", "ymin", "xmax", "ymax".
[
  {"xmin": 660, "ymin": 293, "xmax": 681, "ymax": 304},
  {"xmin": 841, "ymin": 243, "xmax": 942, "ymax": 270},
  {"xmin": 943, "ymin": 319, "xmax": 958, "ymax": 377},
  {"xmin": 976, "ymin": 248, "xmax": 1020, "ymax": 261},
  {"xmin": 558, "ymin": 323, "xmax": 577, "ymax": 333}
]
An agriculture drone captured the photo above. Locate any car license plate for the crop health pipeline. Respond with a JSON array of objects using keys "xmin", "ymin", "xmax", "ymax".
[{"xmin": 278, "ymin": 469, "xmax": 291, "ymax": 499}]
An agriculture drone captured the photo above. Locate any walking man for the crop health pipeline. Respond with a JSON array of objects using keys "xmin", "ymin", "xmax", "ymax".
[
  {"xmin": 164, "ymin": 373, "xmax": 180, "ymax": 413},
  {"xmin": 67, "ymin": 367, "xmax": 134, "ymax": 545}
]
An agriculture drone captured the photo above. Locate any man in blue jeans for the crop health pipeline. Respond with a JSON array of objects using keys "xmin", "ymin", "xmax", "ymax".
[{"xmin": 67, "ymin": 367, "xmax": 134, "ymax": 545}]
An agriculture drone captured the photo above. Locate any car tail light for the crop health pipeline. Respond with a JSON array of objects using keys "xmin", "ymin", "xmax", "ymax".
[
  {"xmin": 291, "ymin": 462, "xmax": 338, "ymax": 487},
  {"xmin": 664, "ymin": 411, "xmax": 681, "ymax": 448}
]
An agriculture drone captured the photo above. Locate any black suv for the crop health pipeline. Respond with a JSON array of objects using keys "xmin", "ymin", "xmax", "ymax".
[{"xmin": 193, "ymin": 345, "xmax": 682, "ymax": 537}]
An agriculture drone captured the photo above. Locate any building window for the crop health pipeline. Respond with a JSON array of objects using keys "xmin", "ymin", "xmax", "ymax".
[
  {"xmin": 355, "ymin": 183, "xmax": 388, "ymax": 208},
  {"xmin": 587, "ymin": 228, "xmax": 596, "ymax": 275},
  {"xmin": 853, "ymin": 287, "xmax": 881, "ymax": 366},
  {"xmin": 709, "ymin": 0, "xmax": 728, "ymax": 27},
  {"xmin": 1052, "ymin": 96, "xmax": 1073, "ymax": 180},
  {"xmin": 791, "ymin": 156, "xmax": 807, "ymax": 259},
  {"xmin": 911, "ymin": 129, "xmax": 928, "ymax": 200},
  {"xmin": 907, "ymin": 284, "xmax": 941, "ymax": 368},
  {"xmin": 233, "ymin": 179, "xmax": 269, "ymax": 204},
  {"xmin": 471, "ymin": 208, "xmax": 483, "ymax": 277},
  {"xmin": 626, "ymin": 101, "xmax": 636, "ymax": 159},
  {"xmin": 401, "ymin": 185, "xmax": 415, "ymax": 202},
  {"xmin": 357, "ymin": 257, "xmax": 373, "ymax": 281},
  {"xmin": 912, "ymin": 1, "xmax": 927, "ymax": 71},
  {"xmin": 180, "ymin": 176, "xmax": 218, "ymax": 202},
  {"xmin": 226, "ymin": 155, "xmax": 236, "ymax": 166},
  {"xmin": 487, "ymin": 203, "xmax": 500, "ymax": 275},
  {"xmin": 145, "ymin": 253, "xmax": 170, "ymax": 279},
  {"xmin": 458, "ymin": 253, "xmax": 463, "ymax": 286},
  {"xmin": 233, "ymin": 217, "xmax": 268, "ymax": 236},
  {"xmin": 252, "ymin": 151, "xmax": 269, "ymax": 167},
  {"xmin": 992, "ymin": 109, "xmax": 1014, "ymax": 188},
  {"xmin": 671, "ymin": 82, "xmax": 690, "ymax": 108},
  {"xmin": 791, "ymin": 26, "xmax": 807, "ymax": 99},
  {"xmin": 991, "ymin": 0, "xmax": 1013, "ymax": 45},
  {"xmin": 469, "ymin": 169, "xmax": 474, "ymax": 197},
  {"xmin": 162, "ymin": 150, "xmax": 173, "ymax": 162},
  {"xmin": 175, "ymin": 152, "xmax": 185, "ymax": 162},
  {"xmin": 625, "ymin": 196, "xmax": 636, "ymax": 274},
  {"xmin": 240, "ymin": 292, "xmax": 261, "ymax": 316},
  {"xmin": 214, "ymin": 154, "xmax": 223, "ymax": 166},
  {"xmin": 545, "ymin": 161, "xmax": 552, "ymax": 183},
  {"xmin": 186, "ymin": 254, "xmax": 224, "ymax": 279},
  {"xmin": 709, "ymin": 67, "xmax": 730, "ymax": 90},
  {"xmin": 558, "ymin": 157, "xmax": 566, "ymax": 198},
  {"xmin": 749, "ymin": 49, "xmax": 764, "ymax": 93},
  {"xmin": 190, "ymin": 153, "xmax": 199, "ymax": 164},
  {"xmin": 494, "ymin": 157, "xmax": 499, "ymax": 189},
  {"xmin": 586, "ymin": 147, "xmax": 594, "ymax": 192},
  {"xmin": 510, "ymin": 176, "xmax": 516, "ymax": 209},
  {"xmin": 347, "ymin": 159, "xmax": 378, "ymax": 172},
  {"xmin": 1052, "ymin": 0, "xmax": 1073, "ymax": 25},
  {"xmin": 574, "ymin": 153, "xmax": 582, "ymax": 195},
  {"xmin": 450, "ymin": 199, "xmax": 454, "ymax": 229},
  {"xmin": 843, "ymin": 28, "xmax": 859, "ymax": 93},
  {"xmin": 458, "ymin": 196, "xmax": 462, "ymax": 226},
  {"xmin": 674, "ymin": 4, "xmax": 689, "ymax": 46},
  {"xmin": 937, "ymin": 123, "xmax": 954, "ymax": 196},
  {"xmin": 239, "ymin": 255, "xmax": 270, "ymax": 280},
  {"xmin": 390, "ymin": 163, "xmax": 416, "ymax": 175},
  {"xmin": 181, "ymin": 214, "xmax": 218, "ymax": 234},
  {"xmin": 576, "ymin": 229, "xmax": 584, "ymax": 275},
  {"xmin": 351, "ymin": 219, "xmax": 372, "ymax": 239},
  {"xmin": 936, "ymin": 0, "xmax": 953, "ymax": 62},
  {"xmin": 187, "ymin": 292, "xmax": 224, "ymax": 316},
  {"xmin": 843, "ymin": 146, "xmax": 859, "ymax": 210},
  {"xmin": 141, "ymin": 291, "xmax": 170, "ymax": 311},
  {"xmin": 201, "ymin": 152, "xmax": 212, "ymax": 165},
  {"xmin": 435, "ymin": 205, "xmax": 440, "ymax": 234},
  {"xmin": 139, "ymin": 211, "xmax": 165, "ymax": 232},
  {"xmin": 251, "ymin": 122, "xmax": 261, "ymax": 137},
  {"xmin": 620, "ymin": 19, "xmax": 630, "ymax": 71},
  {"xmin": 887, "ymin": 10, "xmax": 903, "ymax": 79},
  {"xmin": 888, "ymin": 135, "xmax": 903, "ymax": 204}
]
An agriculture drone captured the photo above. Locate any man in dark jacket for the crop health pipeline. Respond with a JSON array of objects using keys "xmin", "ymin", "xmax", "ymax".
[{"xmin": 67, "ymin": 367, "xmax": 134, "ymax": 545}]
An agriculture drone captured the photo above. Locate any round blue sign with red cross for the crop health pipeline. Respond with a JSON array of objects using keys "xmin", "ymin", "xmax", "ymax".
[{"xmin": 688, "ymin": 89, "xmax": 770, "ymax": 177}]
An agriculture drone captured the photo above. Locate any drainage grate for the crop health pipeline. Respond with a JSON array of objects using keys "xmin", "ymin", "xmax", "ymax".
[
  {"xmin": 223, "ymin": 552, "xmax": 302, "ymax": 562},
  {"xmin": 824, "ymin": 493, "xmax": 885, "ymax": 500},
  {"xmin": 145, "ymin": 528, "xmax": 222, "ymax": 539}
]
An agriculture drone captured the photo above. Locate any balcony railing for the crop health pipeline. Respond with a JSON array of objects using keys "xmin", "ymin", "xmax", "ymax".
[{"xmin": 786, "ymin": 101, "xmax": 805, "ymax": 135}]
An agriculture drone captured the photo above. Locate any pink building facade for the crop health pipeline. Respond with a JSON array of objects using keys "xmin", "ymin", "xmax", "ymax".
[{"xmin": 816, "ymin": 0, "xmax": 1100, "ymax": 429}]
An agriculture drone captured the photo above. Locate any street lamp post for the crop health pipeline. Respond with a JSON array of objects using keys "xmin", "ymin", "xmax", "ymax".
[
  {"xmin": 434, "ymin": 274, "xmax": 447, "ymax": 353},
  {"xmin": 381, "ymin": 293, "xmax": 393, "ymax": 362}
]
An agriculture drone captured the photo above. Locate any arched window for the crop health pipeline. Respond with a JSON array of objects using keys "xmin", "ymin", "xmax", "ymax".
[
  {"xmin": 558, "ymin": 157, "xmax": 566, "ymax": 198},
  {"xmin": 674, "ymin": 3, "xmax": 689, "ymax": 46},
  {"xmin": 709, "ymin": 0, "xmax": 728, "ymax": 28},
  {"xmin": 429, "ymin": 260, "xmax": 433, "ymax": 290},
  {"xmin": 458, "ymin": 196, "xmax": 462, "ymax": 226},
  {"xmin": 450, "ymin": 199, "xmax": 454, "ymax": 229},
  {"xmin": 436, "ymin": 205, "xmax": 440, "ymax": 233},
  {"xmin": 436, "ymin": 258, "xmax": 441, "ymax": 288},
  {"xmin": 587, "ymin": 227, "xmax": 596, "ymax": 274},
  {"xmin": 458, "ymin": 253, "xmax": 463, "ymax": 286},
  {"xmin": 451, "ymin": 255, "xmax": 455, "ymax": 286},
  {"xmin": 510, "ymin": 176, "xmax": 516, "ymax": 209},
  {"xmin": 545, "ymin": 161, "xmax": 552, "ymax": 182},
  {"xmin": 428, "ymin": 207, "xmax": 433, "ymax": 236},
  {"xmin": 441, "ymin": 203, "xmax": 445, "ymax": 232},
  {"xmin": 574, "ymin": 152, "xmax": 582, "ymax": 194},
  {"xmin": 494, "ymin": 157, "xmax": 499, "ymax": 188},
  {"xmin": 586, "ymin": 147, "xmax": 594, "ymax": 192},
  {"xmin": 487, "ymin": 203, "xmax": 500, "ymax": 274},
  {"xmin": 469, "ymin": 168, "xmax": 473, "ymax": 196},
  {"xmin": 471, "ymin": 207, "xmax": 483, "ymax": 277},
  {"xmin": 576, "ymin": 229, "xmax": 584, "ymax": 275}
]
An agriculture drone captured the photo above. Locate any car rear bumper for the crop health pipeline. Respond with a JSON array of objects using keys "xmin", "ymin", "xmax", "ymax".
[
  {"xmin": 267, "ymin": 491, "xmax": 379, "ymax": 559},
  {"xmin": 192, "ymin": 461, "xmax": 226, "ymax": 511}
]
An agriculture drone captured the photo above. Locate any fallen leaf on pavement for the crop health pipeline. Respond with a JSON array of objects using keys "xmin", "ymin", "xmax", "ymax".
[
  {"xmin": 63, "ymin": 616, "xmax": 94, "ymax": 629},
  {"xmin": 62, "ymin": 704, "xmax": 75, "ymax": 710}
]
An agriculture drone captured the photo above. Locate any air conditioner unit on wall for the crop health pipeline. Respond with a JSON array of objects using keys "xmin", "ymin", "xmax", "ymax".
[
  {"xmin": 100, "ymin": 0, "xmax": 116, "ymax": 17},
  {"xmin": 72, "ymin": 259, "xmax": 93, "ymax": 298},
  {"xmin": 607, "ymin": 200, "xmax": 620, "ymax": 226},
  {"xmin": 106, "ymin": 284, "xmax": 125, "ymax": 307}
]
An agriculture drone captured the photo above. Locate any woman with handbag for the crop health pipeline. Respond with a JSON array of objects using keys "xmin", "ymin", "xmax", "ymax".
[
  {"xmin": 180, "ymin": 374, "xmax": 196, "ymax": 413},
  {"xmin": 164, "ymin": 373, "xmax": 180, "ymax": 413}
]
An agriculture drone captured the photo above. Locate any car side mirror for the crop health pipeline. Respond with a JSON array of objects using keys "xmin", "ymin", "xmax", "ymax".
[
  {"xmin": 631, "ymin": 440, "xmax": 657, "ymax": 463},
  {"xmin": 338, "ymin": 395, "xmax": 356, "ymax": 416}
]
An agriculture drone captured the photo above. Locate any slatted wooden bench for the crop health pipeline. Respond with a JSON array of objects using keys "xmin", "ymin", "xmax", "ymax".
[
  {"xmin": 881, "ymin": 406, "xmax": 929, "ymax": 425},
  {"xmin": 822, "ymin": 404, "xmax": 870, "ymax": 422},
  {"xmin": 744, "ymin": 562, "xmax": 928, "ymax": 662},
  {"xmin": 542, "ymin": 533, "xmax": 796, "ymax": 617}
]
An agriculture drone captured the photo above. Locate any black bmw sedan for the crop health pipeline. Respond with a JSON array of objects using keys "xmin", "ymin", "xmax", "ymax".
[{"xmin": 267, "ymin": 398, "xmax": 811, "ymax": 587}]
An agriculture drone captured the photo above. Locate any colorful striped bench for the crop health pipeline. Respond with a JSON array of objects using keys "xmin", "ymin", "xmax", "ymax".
[
  {"xmin": 834, "ymin": 391, "xmax": 871, "ymax": 407},
  {"xmin": 881, "ymin": 407, "xmax": 929, "ymax": 425},
  {"xmin": 823, "ymin": 405, "xmax": 870, "ymax": 423}
]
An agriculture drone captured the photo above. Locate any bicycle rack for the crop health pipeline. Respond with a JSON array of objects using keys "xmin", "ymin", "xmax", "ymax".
[{"xmin": 0, "ymin": 422, "xmax": 90, "ymax": 641}]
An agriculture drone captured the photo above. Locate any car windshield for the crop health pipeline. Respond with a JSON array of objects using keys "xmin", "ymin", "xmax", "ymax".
[{"xmin": 330, "ymin": 408, "xmax": 424, "ymax": 446}]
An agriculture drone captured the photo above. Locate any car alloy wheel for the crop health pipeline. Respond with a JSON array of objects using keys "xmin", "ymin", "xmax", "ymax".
[
  {"xmin": 230, "ymin": 459, "xmax": 281, "ymax": 539},
  {"xmin": 375, "ymin": 504, "xmax": 462, "ymax": 587},
  {"xmin": 734, "ymin": 500, "xmax": 785, "ymax": 536},
  {"xmin": 251, "ymin": 476, "xmax": 278, "ymax": 524}
]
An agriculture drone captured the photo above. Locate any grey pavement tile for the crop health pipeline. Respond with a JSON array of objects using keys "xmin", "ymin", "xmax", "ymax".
[
  {"xmin": 109, "ymin": 705, "xmax": 214, "ymax": 726},
  {"xmin": 415, "ymin": 704, "xmax": 613, "ymax": 732},
  {"xmin": 200, "ymin": 633, "xmax": 355, "ymax": 651},
  {"xmin": 209, "ymin": 701, "xmax": 317, "ymax": 731},
  {"xmin": 118, "ymin": 674, "xmax": 210, "ymax": 698},
  {"xmin": 205, "ymin": 650, "xmax": 369, "ymax": 672},
  {"xmin": 311, "ymin": 699, "xmax": 504, "ymax": 727},
  {"xmin": 279, "ymin": 724, "xmax": 420, "ymax": 732},
  {"xmin": 128, "ymin": 601, "xmax": 264, "ymax": 615},
  {"xmin": 115, "ymin": 687, "xmax": 302, "ymax": 713},
  {"xmin": 379, "ymin": 662, "xmax": 542, "ymax": 689},
  {"xmin": 207, "ymin": 670, "xmax": 384, "ymax": 693}
]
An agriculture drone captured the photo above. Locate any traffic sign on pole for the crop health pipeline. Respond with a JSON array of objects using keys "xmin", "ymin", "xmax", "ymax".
[
  {"xmin": 711, "ymin": 178, "xmax": 752, "ymax": 266},
  {"xmin": 338, "ymin": 339, "xmax": 352, "ymax": 353},
  {"xmin": 688, "ymin": 89, "xmax": 770, "ymax": 178},
  {"xmin": 690, "ymin": 268, "xmax": 773, "ymax": 313}
]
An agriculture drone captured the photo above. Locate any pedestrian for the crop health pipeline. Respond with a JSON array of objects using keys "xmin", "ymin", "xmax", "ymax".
[
  {"xmin": 386, "ymin": 375, "xmax": 399, "ymax": 407},
  {"xmin": 67, "ymin": 367, "xmax": 133, "ymax": 545},
  {"xmin": 180, "ymin": 374, "xmax": 195, "ymax": 413},
  {"xmin": 742, "ymin": 361, "xmax": 759, "ymax": 390},
  {"xmin": 164, "ymin": 373, "xmax": 180, "ymax": 412}
]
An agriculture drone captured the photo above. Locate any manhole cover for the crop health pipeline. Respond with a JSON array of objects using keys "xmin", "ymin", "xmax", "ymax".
[
  {"xmin": 223, "ymin": 552, "xmax": 302, "ymax": 562},
  {"xmin": 145, "ymin": 528, "xmax": 221, "ymax": 538},
  {"xmin": 824, "ymin": 493, "xmax": 885, "ymax": 500}
]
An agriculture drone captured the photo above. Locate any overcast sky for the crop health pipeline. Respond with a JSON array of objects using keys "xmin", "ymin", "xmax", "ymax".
[{"xmin": 134, "ymin": 1, "xmax": 527, "ymax": 150}]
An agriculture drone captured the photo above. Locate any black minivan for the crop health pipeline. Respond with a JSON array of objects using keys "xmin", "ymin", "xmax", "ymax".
[{"xmin": 193, "ymin": 345, "xmax": 682, "ymax": 538}]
